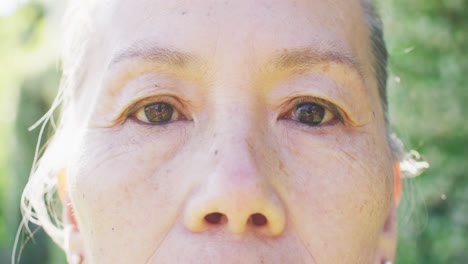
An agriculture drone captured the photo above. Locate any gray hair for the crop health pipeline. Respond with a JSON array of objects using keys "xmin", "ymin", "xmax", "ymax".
[
  {"xmin": 360, "ymin": 0, "xmax": 407, "ymax": 161},
  {"xmin": 361, "ymin": 0, "xmax": 389, "ymax": 116}
]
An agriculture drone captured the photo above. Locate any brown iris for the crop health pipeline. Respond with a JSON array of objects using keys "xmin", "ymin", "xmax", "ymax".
[
  {"xmin": 143, "ymin": 103, "xmax": 174, "ymax": 124},
  {"xmin": 295, "ymin": 103, "xmax": 325, "ymax": 125}
]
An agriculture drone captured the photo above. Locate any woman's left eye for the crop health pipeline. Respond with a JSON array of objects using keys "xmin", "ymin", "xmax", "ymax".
[
  {"xmin": 134, "ymin": 102, "xmax": 182, "ymax": 124},
  {"xmin": 282, "ymin": 100, "xmax": 339, "ymax": 126}
]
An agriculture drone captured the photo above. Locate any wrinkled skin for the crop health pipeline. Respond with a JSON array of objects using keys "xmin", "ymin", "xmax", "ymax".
[{"xmin": 59, "ymin": 0, "xmax": 398, "ymax": 263}]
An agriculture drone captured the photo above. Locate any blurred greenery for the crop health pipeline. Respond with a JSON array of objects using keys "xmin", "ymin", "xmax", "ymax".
[
  {"xmin": 0, "ymin": 0, "xmax": 467, "ymax": 263},
  {"xmin": 381, "ymin": 0, "xmax": 468, "ymax": 263}
]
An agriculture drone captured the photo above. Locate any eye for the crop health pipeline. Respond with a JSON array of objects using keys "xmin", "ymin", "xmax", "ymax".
[
  {"xmin": 295, "ymin": 103, "xmax": 330, "ymax": 125},
  {"xmin": 134, "ymin": 102, "xmax": 182, "ymax": 124},
  {"xmin": 281, "ymin": 98, "xmax": 340, "ymax": 126}
]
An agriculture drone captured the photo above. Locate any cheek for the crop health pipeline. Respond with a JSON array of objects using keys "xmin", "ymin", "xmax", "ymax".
[
  {"xmin": 67, "ymin": 124, "xmax": 191, "ymax": 262},
  {"xmin": 278, "ymin": 127, "xmax": 393, "ymax": 263}
]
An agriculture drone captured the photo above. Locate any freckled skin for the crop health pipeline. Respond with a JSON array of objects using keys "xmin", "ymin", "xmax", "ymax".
[{"xmin": 62, "ymin": 0, "xmax": 396, "ymax": 263}]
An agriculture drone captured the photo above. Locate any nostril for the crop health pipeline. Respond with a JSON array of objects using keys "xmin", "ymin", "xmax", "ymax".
[
  {"xmin": 204, "ymin": 212, "xmax": 224, "ymax": 224},
  {"xmin": 251, "ymin": 213, "xmax": 268, "ymax": 226}
]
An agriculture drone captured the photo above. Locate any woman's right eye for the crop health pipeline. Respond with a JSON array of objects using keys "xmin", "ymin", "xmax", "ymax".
[{"xmin": 134, "ymin": 102, "xmax": 183, "ymax": 124}]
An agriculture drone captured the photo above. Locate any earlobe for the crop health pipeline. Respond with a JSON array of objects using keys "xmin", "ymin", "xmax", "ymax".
[
  {"xmin": 57, "ymin": 169, "xmax": 85, "ymax": 263},
  {"xmin": 374, "ymin": 199, "xmax": 398, "ymax": 264},
  {"xmin": 374, "ymin": 161, "xmax": 402, "ymax": 263}
]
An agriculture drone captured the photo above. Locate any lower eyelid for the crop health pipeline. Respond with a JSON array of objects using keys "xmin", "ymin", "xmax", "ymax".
[
  {"xmin": 281, "ymin": 118, "xmax": 340, "ymax": 131},
  {"xmin": 129, "ymin": 116, "xmax": 176, "ymax": 130}
]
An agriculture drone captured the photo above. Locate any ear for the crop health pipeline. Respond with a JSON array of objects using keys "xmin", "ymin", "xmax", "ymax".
[
  {"xmin": 374, "ymin": 161, "xmax": 402, "ymax": 264},
  {"xmin": 393, "ymin": 161, "xmax": 402, "ymax": 206},
  {"xmin": 57, "ymin": 168, "xmax": 86, "ymax": 263}
]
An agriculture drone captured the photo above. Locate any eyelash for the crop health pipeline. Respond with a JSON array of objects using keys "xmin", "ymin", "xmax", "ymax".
[
  {"xmin": 279, "ymin": 96, "xmax": 344, "ymax": 126},
  {"xmin": 123, "ymin": 95, "xmax": 187, "ymax": 124},
  {"xmin": 122, "ymin": 95, "xmax": 343, "ymax": 129}
]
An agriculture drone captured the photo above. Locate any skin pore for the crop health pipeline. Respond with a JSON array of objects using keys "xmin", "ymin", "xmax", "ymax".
[{"xmin": 58, "ymin": 0, "xmax": 398, "ymax": 263}]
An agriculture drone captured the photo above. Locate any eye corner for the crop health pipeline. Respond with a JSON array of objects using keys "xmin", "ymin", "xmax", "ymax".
[{"xmin": 107, "ymin": 112, "xmax": 128, "ymax": 128}]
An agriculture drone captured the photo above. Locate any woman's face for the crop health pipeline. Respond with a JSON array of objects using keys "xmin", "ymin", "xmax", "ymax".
[{"xmin": 64, "ymin": 0, "xmax": 396, "ymax": 263}]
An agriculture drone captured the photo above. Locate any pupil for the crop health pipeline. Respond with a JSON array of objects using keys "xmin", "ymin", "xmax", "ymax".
[
  {"xmin": 144, "ymin": 103, "xmax": 173, "ymax": 124},
  {"xmin": 296, "ymin": 103, "xmax": 325, "ymax": 125}
]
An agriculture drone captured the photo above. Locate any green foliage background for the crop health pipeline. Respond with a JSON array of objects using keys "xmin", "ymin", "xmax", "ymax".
[{"xmin": 0, "ymin": 0, "xmax": 467, "ymax": 263}]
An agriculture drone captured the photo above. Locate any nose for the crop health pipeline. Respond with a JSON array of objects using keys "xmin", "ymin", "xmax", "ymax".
[{"xmin": 183, "ymin": 141, "xmax": 286, "ymax": 237}]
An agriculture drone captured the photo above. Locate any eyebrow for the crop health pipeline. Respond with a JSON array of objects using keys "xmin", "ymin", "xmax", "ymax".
[
  {"xmin": 270, "ymin": 47, "xmax": 363, "ymax": 78},
  {"xmin": 108, "ymin": 42, "xmax": 363, "ymax": 80},
  {"xmin": 109, "ymin": 42, "xmax": 196, "ymax": 69}
]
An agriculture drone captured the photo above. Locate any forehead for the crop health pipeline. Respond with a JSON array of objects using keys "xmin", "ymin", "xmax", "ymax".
[
  {"xmin": 70, "ymin": 0, "xmax": 383, "ymax": 123},
  {"xmin": 74, "ymin": 0, "xmax": 380, "ymax": 120},
  {"xmin": 89, "ymin": 0, "xmax": 370, "ymax": 66}
]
